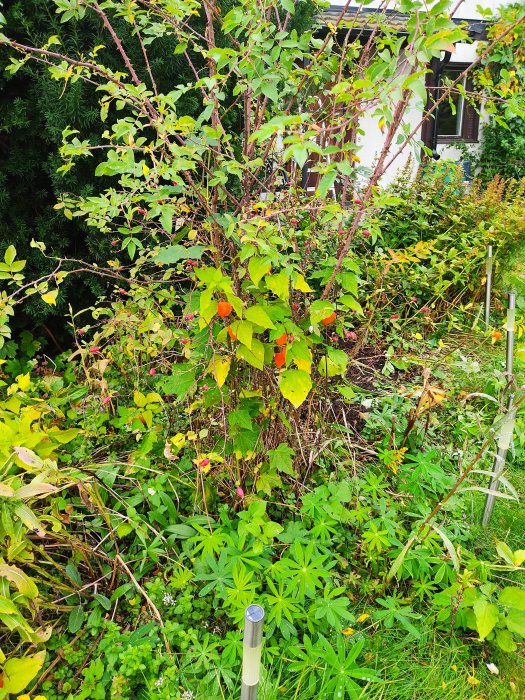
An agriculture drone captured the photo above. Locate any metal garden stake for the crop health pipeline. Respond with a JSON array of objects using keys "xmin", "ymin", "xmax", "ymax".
[
  {"xmin": 484, "ymin": 245, "xmax": 493, "ymax": 330},
  {"xmin": 482, "ymin": 395, "xmax": 516, "ymax": 527},
  {"xmin": 241, "ymin": 604, "xmax": 265, "ymax": 700},
  {"xmin": 506, "ymin": 292, "xmax": 516, "ymax": 379}
]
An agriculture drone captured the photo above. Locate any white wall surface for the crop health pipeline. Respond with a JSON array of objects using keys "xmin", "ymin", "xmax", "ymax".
[
  {"xmin": 327, "ymin": 0, "xmax": 501, "ymax": 20},
  {"xmin": 325, "ymin": 3, "xmax": 492, "ymax": 184}
]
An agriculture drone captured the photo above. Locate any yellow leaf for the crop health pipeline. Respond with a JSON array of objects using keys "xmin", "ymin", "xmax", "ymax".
[
  {"xmin": 41, "ymin": 289, "xmax": 58, "ymax": 306},
  {"xmin": 171, "ymin": 433, "xmax": 186, "ymax": 450},
  {"xmin": 15, "ymin": 373, "xmax": 32, "ymax": 392},
  {"xmin": 208, "ymin": 356, "xmax": 231, "ymax": 388},
  {"xmin": 292, "ymin": 273, "xmax": 314, "ymax": 293}
]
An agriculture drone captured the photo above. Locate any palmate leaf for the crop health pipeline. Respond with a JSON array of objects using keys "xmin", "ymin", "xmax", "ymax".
[
  {"xmin": 317, "ymin": 636, "xmax": 380, "ymax": 699},
  {"xmin": 312, "ymin": 585, "xmax": 354, "ymax": 629},
  {"xmin": 194, "ymin": 551, "xmax": 233, "ymax": 599}
]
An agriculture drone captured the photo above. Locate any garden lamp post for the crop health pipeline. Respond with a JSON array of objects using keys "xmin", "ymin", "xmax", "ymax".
[
  {"xmin": 241, "ymin": 604, "xmax": 265, "ymax": 700},
  {"xmin": 484, "ymin": 245, "xmax": 493, "ymax": 330}
]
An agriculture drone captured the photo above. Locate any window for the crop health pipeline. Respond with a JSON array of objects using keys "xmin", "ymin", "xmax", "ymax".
[
  {"xmin": 422, "ymin": 60, "xmax": 480, "ymax": 150},
  {"xmin": 437, "ymin": 69, "xmax": 466, "ymax": 137}
]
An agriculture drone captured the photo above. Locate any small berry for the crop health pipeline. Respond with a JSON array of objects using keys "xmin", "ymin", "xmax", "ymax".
[
  {"xmin": 111, "ymin": 239, "xmax": 118, "ymax": 246},
  {"xmin": 410, "ymin": 297, "xmax": 417, "ymax": 303},
  {"xmin": 89, "ymin": 346, "xmax": 100, "ymax": 353},
  {"xmin": 236, "ymin": 486, "xmax": 245, "ymax": 499},
  {"xmin": 292, "ymin": 302, "xmax": 299, "ymax": 311},
  {"xmin": 78, "ymin": 328, "xmax": 85, "ymax": 336},
  {"xmin": 102, "ymin": 396, "xmax": 111, "ymax": 405},
  {"xmin": 362, "ymin": 229, "xmax": 371, "ymax": 237},
  {"xmin": 354, "ymin": 197, "xmax": 362, "ymax": 205},
  {"xmin": 202, "ymin": 384, "xmax": 209, "ymax": 391},
  {"xmin": 184, "ymin": 313, "xmax": 195, "ymax": 321},
  {"xmin": 390, "ymin": 314, "xmax": 399, "ymax": 320},
  {"xmin": 198, "ymin": 458, "xmax": 210, "ymax": 468},
  {"xmin": 321, "ymin": 312, "xmax": 336, "ymax": 326},
  {"xmin": 290, "ymin": 218, "xmax": 299, "ymax": 225},
  {"xmin": 180, "ymin": 338, "xmax": 189, "ymax": 345},
  {"xmin": 421, "ymin": 307, "xmax": 430, "ymax": 313},
  {"xmin": 346, "ymin": 330, "xmax": 357, "ymax": 341},
  {"xmin": 149, "ymin": 367, "xmax": 156, "ymax": 376}
]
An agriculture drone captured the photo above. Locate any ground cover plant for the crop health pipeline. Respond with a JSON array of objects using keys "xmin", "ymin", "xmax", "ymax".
[{"xmin": 0, "ymin": 0, "xmax": 524, "ymax": 698}]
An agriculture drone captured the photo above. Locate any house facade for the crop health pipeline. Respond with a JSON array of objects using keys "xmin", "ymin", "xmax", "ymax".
[{"xmin": 320, "ymin": 0, "xmax": 500, "ymax": 185}]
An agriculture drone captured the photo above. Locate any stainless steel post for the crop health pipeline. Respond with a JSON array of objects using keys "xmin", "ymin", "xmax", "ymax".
[
  {"xmin": 484, "ymin": 245, "xmax": 493, "ymax": 330},
  {"xmin": 240, "ymin": 604, "xmax": 264, "ymax": 700},
  {"xmin": 506, "ymin": 292, "xmax": 516, "ymax": 379},
  {"xmin": 482, "ymin": 395, "xmax": 516, "ymax": 527}
]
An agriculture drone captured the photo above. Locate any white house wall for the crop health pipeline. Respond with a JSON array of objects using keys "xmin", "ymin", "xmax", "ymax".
[
  {"xmin": 326, "ymin": 2, "xmax": 495, "ymax": 184},
  {"xmin": 327, "ymin": 0, "xmax": 501, "ymax": 20}
]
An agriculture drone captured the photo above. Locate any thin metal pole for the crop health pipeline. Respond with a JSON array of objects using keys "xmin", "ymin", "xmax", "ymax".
[
  {"xmin": 482, "ymin": 395, "xmax": 516, "ymax": 527},
  {"xmin": 484, "ymin": 245, "xmax": 493, "ymax": 330},
  {"xmin": 506, "ymin": 292, "xmax": 516, "ymax": 379},
  {"xmin": 240, "ymin": 605, "xmax": 264, "ymax": 700}
]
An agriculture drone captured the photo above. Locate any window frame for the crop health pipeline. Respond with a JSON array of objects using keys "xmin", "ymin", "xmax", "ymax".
[{"xmin": 422, "ymin": 59, "xmax": 480, "ymax": 148}]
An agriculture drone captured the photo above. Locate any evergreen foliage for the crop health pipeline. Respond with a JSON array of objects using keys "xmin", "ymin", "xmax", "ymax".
[{"xmin": 0, "ymin": 0, "xmax": 315, "ymax": 335}]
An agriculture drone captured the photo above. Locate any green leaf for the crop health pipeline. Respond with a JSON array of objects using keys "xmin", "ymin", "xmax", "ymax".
[
  {"xmin": 316, "ymin": 170, "xmax": 337, "ymax": 199},
  {"xmin": 336, "ymin": 385, "xmax": 356, "ymax": 401},
  {"xmin": 338, "ymin": 272, "xmax": 358, "ymax": 296},
  {"xmin": 506, "ymin": 608, "xmax": 525, "ymax": 638},
  {"xmin": 236, "ymin": 320, "xmax": 253, "ymax": 349},
  {"xmin": 496, "ymin": 540, "xmax": 515, "ymax": 565},
  {"xmin": 339, "ymin": 295, "xmax": 363, "ymax": 313},
  {"xmin": 500, "ymin": 587, "xmax": 525, "ymax": 611},
  {"xmin": 244, "ymin": 305, "xmax": 275, "ymax": 329},
  {"xmin": 4, "ymin": 245, "xmax": 16, "ymax": 266},
  {"xmin": 248, "ymin": 256, "xmax": 272, "ymax": 286},
  {"xmin": 2, "ymin": 651, "xmax": 46, "ymax": 694},
  {"xmin": 268, "ymin": 443, "xmax": 295, "ymax": 476},
  {"xmin": 318, "ymin": 348, "xmax": 348, "ymax": 378},
  {"xmin": 266, "ymin": 272, "xmax": 290, "ymax": 301},
  {"xmin": 237, "ymin": 338, "xmax": 265, "ymax": 370},
  {"xmin": 309, "ymin": 300, "xmax": 334, "ymax": 325},
  {"xmin": 68, "ymin": 605, "xmax": 85, "ymax": 633},
  {"xmin": 279, "ymin": 370, "xmax": 312, "ymax": 408},
  {"xmin": 495, "ymin": 628, "xmax": 517, "ymax": 652},
  {"xmin": 94, "ymin": 593, "xmax": 112, "ymax": 611},
  {"xmin": 159, "ymin": 364, "xmax": 195, "ymax": 399},
  {"xmin": 155, "ymin": 245, "xmax": 204, "ymax": 264},
  {"xmin": 473, "ymin": 598, "xmax": 499, "ymax": 640}
]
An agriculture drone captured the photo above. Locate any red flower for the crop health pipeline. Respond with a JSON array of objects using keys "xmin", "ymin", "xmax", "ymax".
[
  {"xmin": 236, "ymin": 486, "xmax": 245, "ymax": 499},
  {"xmin": 199, "ymin": 458, "xmax": 210, "ymax": 468}
]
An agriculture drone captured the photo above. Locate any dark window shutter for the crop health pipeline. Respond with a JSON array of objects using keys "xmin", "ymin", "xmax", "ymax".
[{"xmin": 462, "ymin": 77, "xmax": 480, "ymax": 142}]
